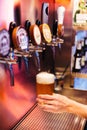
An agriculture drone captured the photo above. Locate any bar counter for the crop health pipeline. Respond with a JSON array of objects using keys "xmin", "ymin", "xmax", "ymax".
[{"xmin": 11, "ymin": 88, "xmax": 87, "ymax": 130}]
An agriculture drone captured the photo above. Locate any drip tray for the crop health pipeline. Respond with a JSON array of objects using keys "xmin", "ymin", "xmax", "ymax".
[{"xmin": 11, "ymin": 103, "xmax": 86, "ymax": 130}]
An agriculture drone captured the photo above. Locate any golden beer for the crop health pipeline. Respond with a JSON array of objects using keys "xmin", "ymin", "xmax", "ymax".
[{"xmin": 36, "ymin": 72, "xmax": 55, "ymax": 95}]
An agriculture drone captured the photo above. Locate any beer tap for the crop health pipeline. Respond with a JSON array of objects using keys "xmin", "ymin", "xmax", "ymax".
[
  {"xmin": 9, "ymin": 22, "xmax": 22, "ymax": 71},
  {"xmin": 52, "ymin": 19, "xmax": 58, "ymax": 58},
  {"xmin": 9, "ymin": 21, "xmax": 22, "ymax": 71},
  {"xmin": 12, "ymin": 25, "xmax": 32, "ymax": 72},
  {"xmin": 35, "ymin": 19, "xmax": 42, "ymax": 71},
  {"xmin": 24, "ymin": 20, "xmax": 32, "ymax": 72},
  {"xmin": 0, "ymin": 29, "xmax": 17, "ymax": 86},
  {"xmin": 29, "ymin": 22, "xmax": 42, "ymax": 72},
  {"xmin": 25, "ymin": 20, "xmax": 41, "ymax": 71}
]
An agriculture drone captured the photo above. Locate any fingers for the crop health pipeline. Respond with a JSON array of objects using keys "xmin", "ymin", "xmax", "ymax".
[
  {"xmin": 38, "ymin": 103, "xmax": 58, "ymax": 113},
  {"xmin": 36, "ymin": 94, "xmax": 69, "ymax": 113},
  {"xmin": 38, "ymin": 93, "xmax": 66, "ymax": 99},
  {"xmin": 37, "ymin": 94, "xmax": 55, "ymax": 100},
  {"xmin": 37, "ymin": 98, "xmax": 55, "ymax": 106},
  {"xmin": 37, "ymin": 94, "xmax": 54, "ymax": 106},
  {"xmin": 36, "ymin": 94, "xmax": 62, "ymax": 107}
]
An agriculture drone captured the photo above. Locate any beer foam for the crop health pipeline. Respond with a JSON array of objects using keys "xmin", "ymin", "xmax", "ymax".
[{"xmin": 36, "ymin": 72, "xmax": 55, "ymax": 84}]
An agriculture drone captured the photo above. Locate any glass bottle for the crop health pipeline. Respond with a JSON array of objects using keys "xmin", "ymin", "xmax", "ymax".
[
  {"xmin": 73, "ymin": 42, "xmax": 82, "ymax": 72},
  {"xmin": 81, "ymin": 39, "xmax": 85, "ymax": 68},
  {"xmin": 84, "ymin": 37, "xmax": 87, "ymax": 65}
]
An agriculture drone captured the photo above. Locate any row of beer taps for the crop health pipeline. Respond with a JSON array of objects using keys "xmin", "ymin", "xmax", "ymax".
[{"xmin": 0, "ymin": 19, "xmax": 64, "ymax": 86}]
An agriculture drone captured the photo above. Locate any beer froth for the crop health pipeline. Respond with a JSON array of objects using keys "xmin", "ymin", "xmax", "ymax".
[{"xmin": 36, "ymin": 72, "xmax": 55, "ymax": 84}]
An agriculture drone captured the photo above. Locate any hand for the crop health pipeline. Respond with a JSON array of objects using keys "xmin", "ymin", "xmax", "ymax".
[{"xmin": 37, "ymin": 94, "xmax": 71, "ymax": 113}]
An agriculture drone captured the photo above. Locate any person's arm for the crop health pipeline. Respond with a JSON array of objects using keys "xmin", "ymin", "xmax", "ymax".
[
  {"xmin": 68, "ymin": 98, "xmax": 87, "ymax": 118},
  {"xmin": 37, "ymin": 94, "xmax": 87, "ymax": 118}
]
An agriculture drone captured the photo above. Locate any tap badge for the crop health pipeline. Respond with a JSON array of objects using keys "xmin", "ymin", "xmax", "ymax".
[
  {"xmin": 30, "ymin": 24, "xmax": 41, "ymax": 45},
  {"xmin": 12, "ymin": 26, "xmax": 28, "ymax": 50},
  {"xmin": 39, "ymin": 23, "xmax": 52, "ymax": 43},
  {"xmin": 17, "ymin": 27, "xmax": 28, "ymax": 49},
  {"xmin": 0, "ymin": 29, "xmax": 10, "ymax": 56}
]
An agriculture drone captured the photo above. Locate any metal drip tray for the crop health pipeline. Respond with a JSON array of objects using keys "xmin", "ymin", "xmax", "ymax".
[{"xmin": 11, "ymin": 103, "xmax": 86, "ymax": 130}]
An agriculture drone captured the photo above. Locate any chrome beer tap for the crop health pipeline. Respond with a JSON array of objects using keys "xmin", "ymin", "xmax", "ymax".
[{"xmin": 0, "ymin": 29, "xmax": 17, "ymax": 86}]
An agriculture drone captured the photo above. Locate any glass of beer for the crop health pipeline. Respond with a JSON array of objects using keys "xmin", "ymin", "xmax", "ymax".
[{"xmin": 36, "ymin": 72, "xmax": 55, "ymax": 95}]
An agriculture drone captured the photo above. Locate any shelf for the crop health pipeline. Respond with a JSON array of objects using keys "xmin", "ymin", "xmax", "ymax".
[
  {"xmin": 72, "ymin": 72, "xmax": 87, "ymax": 79},
  {"xmin": 72, "ymin": 24, "xmax": 87, "ymax": 31}
]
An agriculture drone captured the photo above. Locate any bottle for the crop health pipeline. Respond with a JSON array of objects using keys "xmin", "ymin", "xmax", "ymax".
[
  {"xmin": 84, "ymin": 37, "xmax": 87, "ymax": 65},
  {"xmin": 73, "ymin": 42, "xmax": 82, "ymax": 72},
  {"xmin": 81, "ymin": 39, "xmax": 85, "ymax": 68}
]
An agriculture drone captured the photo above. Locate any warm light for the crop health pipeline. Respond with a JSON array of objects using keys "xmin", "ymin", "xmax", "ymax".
[
  {"xmin": 55, "ymin": 0, "xmax": 71, "ymax": 6},
  {"xmin": 0, "ymin": 0, "xmax": 14, "ymax": 29},
  {"xmin": 14, "ymin": 0, "xmax": 20, "ymax": 6}
]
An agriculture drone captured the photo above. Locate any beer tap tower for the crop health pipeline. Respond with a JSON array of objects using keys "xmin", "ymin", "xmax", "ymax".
[{"xmin": 0, "ymin": 12, "xmax": 64, "ymax": 87}]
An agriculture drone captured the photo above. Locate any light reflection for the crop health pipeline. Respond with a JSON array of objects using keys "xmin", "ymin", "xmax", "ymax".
[
  {"xmin": 14, "ymin": 0, "xmax": 20, "ymax": 6},
  {"xmin": 0, "ymin": 0, "xmax": 14, "ymax": 29}
]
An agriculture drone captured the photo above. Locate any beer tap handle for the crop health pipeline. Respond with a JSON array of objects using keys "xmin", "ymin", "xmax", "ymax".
[
  {"xmin": 52, "ymin": 19, "xmax": 58, "ymax": 38},
  {"xmin": 9, "ymin": 21, "xmax": 17, "ymax": 48},
  {"xmin": 24, "ymin": 20, "xmax": 31, "ymax": 43},
  {"xmin": 8, "ymin": 64, "xmax": 14, "ymax": 86},
  {"xmin": 36, "ymin": 19, "xmax": 41, "ymax": 26}
]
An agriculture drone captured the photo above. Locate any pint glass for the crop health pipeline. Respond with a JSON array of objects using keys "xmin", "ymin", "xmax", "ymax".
[{"xmin": 36, "ymin": 72, "xmax": 55, "ymax": 95}]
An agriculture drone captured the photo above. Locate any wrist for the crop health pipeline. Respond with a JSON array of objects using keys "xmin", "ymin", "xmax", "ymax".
[
  {"xmin": 67, "ymin": 98, "xmax": 87, "ymax": 118},
  {"xmin": 66, "ymin": 98, "xmax": 77, "ymax": 113}
]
